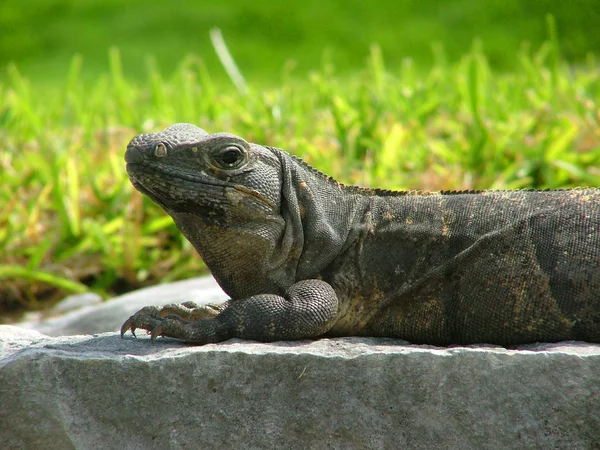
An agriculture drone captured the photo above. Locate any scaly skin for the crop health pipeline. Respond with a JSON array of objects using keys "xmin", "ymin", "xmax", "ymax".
[{"xmin": 121, "ymin": 123, "xmax": 600, "ymax": 346}]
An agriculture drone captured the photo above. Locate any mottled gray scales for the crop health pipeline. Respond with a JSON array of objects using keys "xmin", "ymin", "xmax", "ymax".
[{"xmin": 121, "ymin": 123, "xmax": 600, "ymax": 346}]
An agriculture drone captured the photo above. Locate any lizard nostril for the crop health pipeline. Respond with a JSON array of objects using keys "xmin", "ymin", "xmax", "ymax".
[{"xmin": 125, "ymin": 145, "xmax": 144, "ymax": 164}]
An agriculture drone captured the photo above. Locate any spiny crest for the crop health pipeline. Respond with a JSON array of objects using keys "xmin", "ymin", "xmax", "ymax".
[
  {"xmin": 271, "ymin": 147, "xmax": 476, "ymax": 197},
  {"xmin": 279, "ymin": 149, "xmax": 407, "ymax": 196},
  {"xmin": 266, "ymin": 146, "xmax": 586, "ymax": 197}
]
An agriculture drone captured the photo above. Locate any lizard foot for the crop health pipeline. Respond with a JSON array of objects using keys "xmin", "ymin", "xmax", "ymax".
[
  {"xmin": 120, "ymin": 306, "xmax": 192, "ymax": 342},
  {"xmin": 158, "ymin": 301, "xmax": 225, "ymax": 321},
  {"xmin": 121, "ymin": 302, "xmax": 225, "ymax": 340},
  {"xmin": 121, "ymin": 304, "xmax": 224, "ymax": 344}
]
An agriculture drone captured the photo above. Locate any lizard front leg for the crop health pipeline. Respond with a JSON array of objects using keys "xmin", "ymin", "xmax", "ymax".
[{"xmin": 120, "ymin": 280, "xmax": 339, "ymax": 344}]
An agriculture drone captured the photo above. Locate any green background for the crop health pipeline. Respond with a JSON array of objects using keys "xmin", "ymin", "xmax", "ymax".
[
  {"xmin": 2, "ymin": 0, "xmax": 600, "ymax": 315},
  {"xmin": 2, "ymin": 0, "xmax": 599, "ymax": 86}
]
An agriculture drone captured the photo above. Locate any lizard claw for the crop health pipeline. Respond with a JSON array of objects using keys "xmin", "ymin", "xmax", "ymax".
[
  {"xmin": 151, "ymin": 323, "xmax": 164, "ymax": 342},
  {"xmin": 120, "ymin": 305, "xmax": 164, "ymax": 340},
  {"xmin": 120, "ymin": 318, "xmax": 137, "ymax": 338}
]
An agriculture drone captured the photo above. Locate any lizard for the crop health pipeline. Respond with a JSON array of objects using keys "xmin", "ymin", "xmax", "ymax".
[{"xmin": 121, "ymin": 122, "xmax": 600, "ymax": 346}]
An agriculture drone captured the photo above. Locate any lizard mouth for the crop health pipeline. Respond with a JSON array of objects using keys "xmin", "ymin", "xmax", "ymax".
[
  {"xmin": 127, "ymin": 162, "xmax": 232, "ymax": 189},
  {"xmin": 126, "ymin": 162, "xmax": 275, "ymax": 211}
]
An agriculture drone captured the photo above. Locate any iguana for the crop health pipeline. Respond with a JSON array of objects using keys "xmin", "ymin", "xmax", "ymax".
[{"xmin": 121, "ymin": 123, "xmax": 600, "ymax": 346}]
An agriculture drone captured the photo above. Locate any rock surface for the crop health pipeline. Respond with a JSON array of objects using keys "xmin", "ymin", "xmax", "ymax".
[{"xmin": 1, "ymin": 325, "xmax": 599, "ymax": 449}]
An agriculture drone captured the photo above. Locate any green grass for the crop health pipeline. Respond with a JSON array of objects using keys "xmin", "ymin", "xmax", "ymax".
[
  {"xmin": 2, "ymin": 0, "xmax": 600, "ymax": 87},
  {"xmin": 1, "ymin": 25, "xmax": 600, "ymax": 319}
]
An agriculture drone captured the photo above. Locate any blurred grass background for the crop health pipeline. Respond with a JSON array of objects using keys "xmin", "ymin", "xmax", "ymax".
[
  {"xmin": 2, "ymin": 0, "xmax": 600, "ymax": 86},
  {"xmin": 1, "ymin": 0, "xmax": 599, "ymax": 319}
]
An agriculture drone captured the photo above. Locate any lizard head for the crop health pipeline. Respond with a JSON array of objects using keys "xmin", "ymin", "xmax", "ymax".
[
  {"xmin": 125, "ymin": 123, "xmax": 301, "ymax": 296},
  {"xmin": 125, "ymin": 123, "xmax": 282, "ymax": 223},
  {"xmin": 125, "ymin": 123, "xmax": 354, "ymax": 296}
]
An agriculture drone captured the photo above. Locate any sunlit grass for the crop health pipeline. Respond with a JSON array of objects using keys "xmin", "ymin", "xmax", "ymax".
[{"xmin": 1, "ymin": 30, "xmax": 599, "ymax": 318}]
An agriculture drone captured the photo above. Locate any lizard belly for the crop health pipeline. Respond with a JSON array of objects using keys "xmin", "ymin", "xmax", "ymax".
[{"xmin": 324, "ymin": 277, "xmax": 389, "ymax": 336}]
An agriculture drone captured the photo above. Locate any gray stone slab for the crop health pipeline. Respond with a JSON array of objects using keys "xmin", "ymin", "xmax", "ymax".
[{"xmin": 1, "ymin": 325, "xmax": 599, "ymax": 449}]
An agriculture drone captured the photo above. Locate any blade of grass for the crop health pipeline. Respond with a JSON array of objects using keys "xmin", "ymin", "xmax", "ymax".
[
  {"xmin": 210, "ymin": 28, "xmax": 248, "ymax": 96},
  {"xmin": 0, "ymin": 265, "xmax": 88, "ymax": 293}
]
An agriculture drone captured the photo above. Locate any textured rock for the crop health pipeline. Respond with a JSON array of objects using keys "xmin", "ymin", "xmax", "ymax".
[
  {"xmin": 21, "ymin": 276, "xmax": 227, "ymax": 336},
  {"xmin": 1, "ymin": 325, "xmax": 599, "ymax": 449}
]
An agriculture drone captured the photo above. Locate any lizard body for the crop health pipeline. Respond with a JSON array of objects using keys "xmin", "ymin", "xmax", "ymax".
[{"xmin": 121, "ymin": 123, "xmax": 600, "ymax": 346}]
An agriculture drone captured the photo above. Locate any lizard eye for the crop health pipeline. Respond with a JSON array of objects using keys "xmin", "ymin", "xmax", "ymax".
[
  {"xmin": 212, "ymin": 145, "xmax": 246, "ymax": 169},
  {"xmin": 154, "ymin": 143, "xmax": 168, "ymax": 158}
]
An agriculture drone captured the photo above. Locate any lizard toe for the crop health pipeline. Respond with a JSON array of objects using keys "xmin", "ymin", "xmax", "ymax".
[
  {"xmin": 151, "ymin": 323, "xmax": 164, "ymax": 342},
  {"xmin": 120, "ymin": 307, "xmax": 165, "ymax": 340},
  {"xmin": 120, "ymin": 318, "xmax": 135, "ymax": 338}
]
